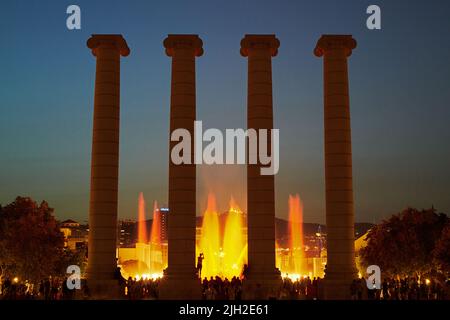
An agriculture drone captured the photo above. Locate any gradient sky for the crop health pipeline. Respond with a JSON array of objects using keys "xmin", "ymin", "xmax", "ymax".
[{"xmin": 1, "ymin": 0, "xmax": 449, "ymax": 223}]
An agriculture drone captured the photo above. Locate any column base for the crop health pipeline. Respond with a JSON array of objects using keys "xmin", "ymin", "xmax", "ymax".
[
  {"xmin": 158, "ymin": 269, "xmax": 202, "ymax": 300},
  {"xmin": 86, "ymin": 279, "xmax": 123, "ymax": 300},
  {"xmin": 242, "ymin": 270, "xmax": 282, "ymax": 300}
]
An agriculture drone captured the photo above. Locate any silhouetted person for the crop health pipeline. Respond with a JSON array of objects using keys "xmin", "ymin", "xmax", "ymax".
[
  {"xmin": 38, "ymin": 280, "xmax": 45, "ymax": 299},
  {"xmin": 62, "ymin": 277, "xmax": 72, "ymax": 300},
  {"xmin": 197, "ymin": 253, "xmax": 204, "ymax": 278},
  {"xmin": 44, "ymin": 278, "xmax": 51, "ymax": 300},
  {"xmin": 114, "ymin": 266, "xmax": 126, "ymax": 297},
  {"xmin": 382, "ymin": 279, "xmax": 389, "ymax": 300}
]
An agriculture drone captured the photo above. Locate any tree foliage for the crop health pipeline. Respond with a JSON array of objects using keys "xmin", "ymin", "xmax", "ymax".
[
  {"xmin": 432, "ymin": 221, "xmax": 450, "ymax": 273},
  {"xmin": 359, "ymin": 207, "xmax": 448, "ymax": 278},
  {"xmin": 0, "ymin": 197, "xmax": 65, "ymax": 283}
]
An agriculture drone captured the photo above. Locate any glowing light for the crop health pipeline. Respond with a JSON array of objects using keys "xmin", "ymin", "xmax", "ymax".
[
  {"xmin": 120, "ymin": 196, "xmax": 166, "ymax": 281},
  {"xmin": 358, "ymin": 272, "xmax": 362, "ymax": 279},
  {"xmin": 222, "ymin": 197, "xmax": 247, "ymax": 279},
  {"xmin": 150, "ymin": 201, "xmax": 161, "ymax": 245},
  {"xmin": 132, "ymin": 272, "xmax": 163, "ymax": 281},
  {"xmin": 13, "ymin": 277, "xmax": 19, "ymax": 283},
  {"xmin": 197, "ymin": 194, "xmax": 247, "ymax": 279},
  {"xmin": 151, "ymin": 273, "xmax": 163, "ymax": 279},
  {"xmin": 147, "ymin": 200, "xmax": 166, "ymax": 275},
  {"xmin": 283, "ymin": 273, "xmax": 301, "ymax": 281},
  {"xmin": 425, "ymin": 279, "xmax": 431, "ymax": 285},
  {"xmin": 137, "ymin": 192, "xmax": 147, "ymax": 244},
  {"xmin": 130, "ymin": 191, "xmax": 313, "ymax": 281},
  {"xmin": 198, "ymin": 193, "xmax": 221, "ymax": 278},
  {"xmin": 287, "ymin": 194, "xmax": 305, "ymax": 275}
]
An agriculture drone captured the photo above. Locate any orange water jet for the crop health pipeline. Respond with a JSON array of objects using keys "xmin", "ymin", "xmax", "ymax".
[
  {"xmin": 197, "ymin": 194, "xmax": 247, "ymax": 279},
  {"xmin": 288, "ymin": 194, "xmax": 305, "ymax": 276},
  {"xmin": 137, "ymin": 192, "xmax": 147, "ymax": 244},
  {"xmin": 150, "ymin": 200, "xmax": 161, "ymax": 245},
  {"xmin": 198, "ymin": 193, "xmax": 221, "ymax": 278},
  {"xmin": 223, "ymin": 197, "xmax": 247, "ymax": 279}
]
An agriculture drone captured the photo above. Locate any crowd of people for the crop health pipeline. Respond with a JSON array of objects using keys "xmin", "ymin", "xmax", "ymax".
[
  {"xmin": 124, "ymin": 277, "xmax": 160, "ymax": 300},
  {"xmin": 1, "ymin": 275, "xmax": 448, "ymax": 300},
  {"xmin": 0, "ymin": 278, "xmax": 34, "ymax": 300},
  {"xmin": 279, "ymin": 276, "xmax": 321, "ymax": 299},
  {"xmin": 121, "ymin": 275, "xmax": 320, "ymax": 300},
  {"xmin": 354, "ymin": 277, "xmax": 449, "ymax": 300},
  {"xmin": 0, "ymin": 276, "xmax": 86, "ymax": 300},
  {"xmin": 201, "ymin": 276, "xmax": 243, "ymax": 300},
  {"xmin": 279, "ymin": 275, "xmax": 449, "ymax": 300}
]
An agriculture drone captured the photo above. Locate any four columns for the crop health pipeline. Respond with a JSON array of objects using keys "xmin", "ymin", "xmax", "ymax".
[
  {"xmin": 86, "ymin": 34, "xmax": 130, "ymax": 297},
  {"xmin": 314, "ymin": 34, "xmax": 358, "ymax": 299},
  {"xmin": 84, "ymin": 33, "xmax": 358, "ymax": 300}
]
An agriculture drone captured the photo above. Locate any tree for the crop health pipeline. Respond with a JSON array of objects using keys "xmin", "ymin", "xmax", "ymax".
[
  {"xmin": 359, "ymin": 207, "xmax": 448, "ymax": 278},
  {"xmin": 0, "ymin": 197, "xmax": 65, "ymax": 284},
  {"xmin": 433, "ymin": 221, "xmax": 450, "ymax": 273},
  {"xmin": 54, "ymin": 246, "xmax": 87, "ymax": 277}
]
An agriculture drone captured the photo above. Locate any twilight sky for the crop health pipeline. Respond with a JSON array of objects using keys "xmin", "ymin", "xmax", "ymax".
[{"xmin": 1, "ymin": 0, "xmax": 449, "ymax": 223}]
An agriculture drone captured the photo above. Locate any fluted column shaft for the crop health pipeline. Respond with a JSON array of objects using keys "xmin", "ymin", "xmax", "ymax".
[
  {"xmin": 314, "ymin": 34, "xmax": 357, "ymax": 300},
  {"xmin": 160, "ymin": 35, "xmax": 203, "ymax": 299},
  {"xmin": 241, "ymin": 35, "xmax": 281, "ymax": 296},
  {"xmin": 86, "ymin": 35, "xmax": 130, "ymax": 295}
]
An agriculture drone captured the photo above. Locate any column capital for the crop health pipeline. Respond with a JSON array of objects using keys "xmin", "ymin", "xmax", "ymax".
[
  {"xmin": 314, "ymin": 35, "xmax": 357, "ymax": 57},
  {"xmin": 240, "ymin": 34, "xmax": 280, "ymax": 57},
  {"xmin": 163, "ymin": 34, "xmax": 204, "ymax": 57},
  {"xmin": 87, "ymin": 34, "xmax": 130, "ymax": 57}
]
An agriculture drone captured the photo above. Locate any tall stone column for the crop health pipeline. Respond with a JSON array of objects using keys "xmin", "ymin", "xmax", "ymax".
[
  {"xmin": 159, "ymin": 34, "xmax": 203, "ymax": 299},
  {"xmin": 314, "ymin": 35, "xmax": 358, "ymax": 300},
  {"xmin": 240, "ymin": 34, "xmax": 282, "ymax": 299},
  {"xmin": 86, "ymin": 35, "xmax": 130, "ymax": 297}
]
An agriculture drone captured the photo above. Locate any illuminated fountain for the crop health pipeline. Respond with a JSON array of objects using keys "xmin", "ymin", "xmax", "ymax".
[
  {"xmin": 198, "ymin": 194, "xmax": 220, "ymax": 278},
  {"xmin": 276, "ymin": 194, "xmax": 307, "ymax": 280},
  {"xmin": 119, "ymin": 193, "xmax": 164, "ymax": 280},
  {"xmin": 120, "ymin": 192, "xmax": 312, "ymax": 281},
  {"xmin": 196, "ymin": 194, "xmax": 247, "ymax": 280},
  {"xmin": 150, "ymin": 201, "xmax": 161, "ymax": 244},
  {"xmin": 137, "ymin": 192, "xmax": 147, "ymax": 244},
  {"xmin": 148, "ymin": 200, "xmax": 165, "ymax": 276},
  {"xmin": 135, "ymin": 192, "xmax": 149, "ymax": 276},
  {"xmin": 223, "ymin": 197, "xmax": 247, "ymax": 279},
  {"xmin": 287, "ymin": 194, "xmax": 305, "ymax": 278}
]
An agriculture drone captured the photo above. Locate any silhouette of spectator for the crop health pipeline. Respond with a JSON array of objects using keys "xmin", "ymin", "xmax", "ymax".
[{"xmin": 196, "ymin": 253, "xmax": 204, "ymax": 278}]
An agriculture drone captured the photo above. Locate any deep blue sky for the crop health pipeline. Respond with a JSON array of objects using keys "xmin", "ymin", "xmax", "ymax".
[{"xmin": 1, "ymin": 0, "xmax": 449, "ymax": 223}]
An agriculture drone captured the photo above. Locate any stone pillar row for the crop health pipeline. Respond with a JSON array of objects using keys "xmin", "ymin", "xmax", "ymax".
[{"xmin": 85, "ymin": 33, "xmax": 358, "ymax": 300}]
